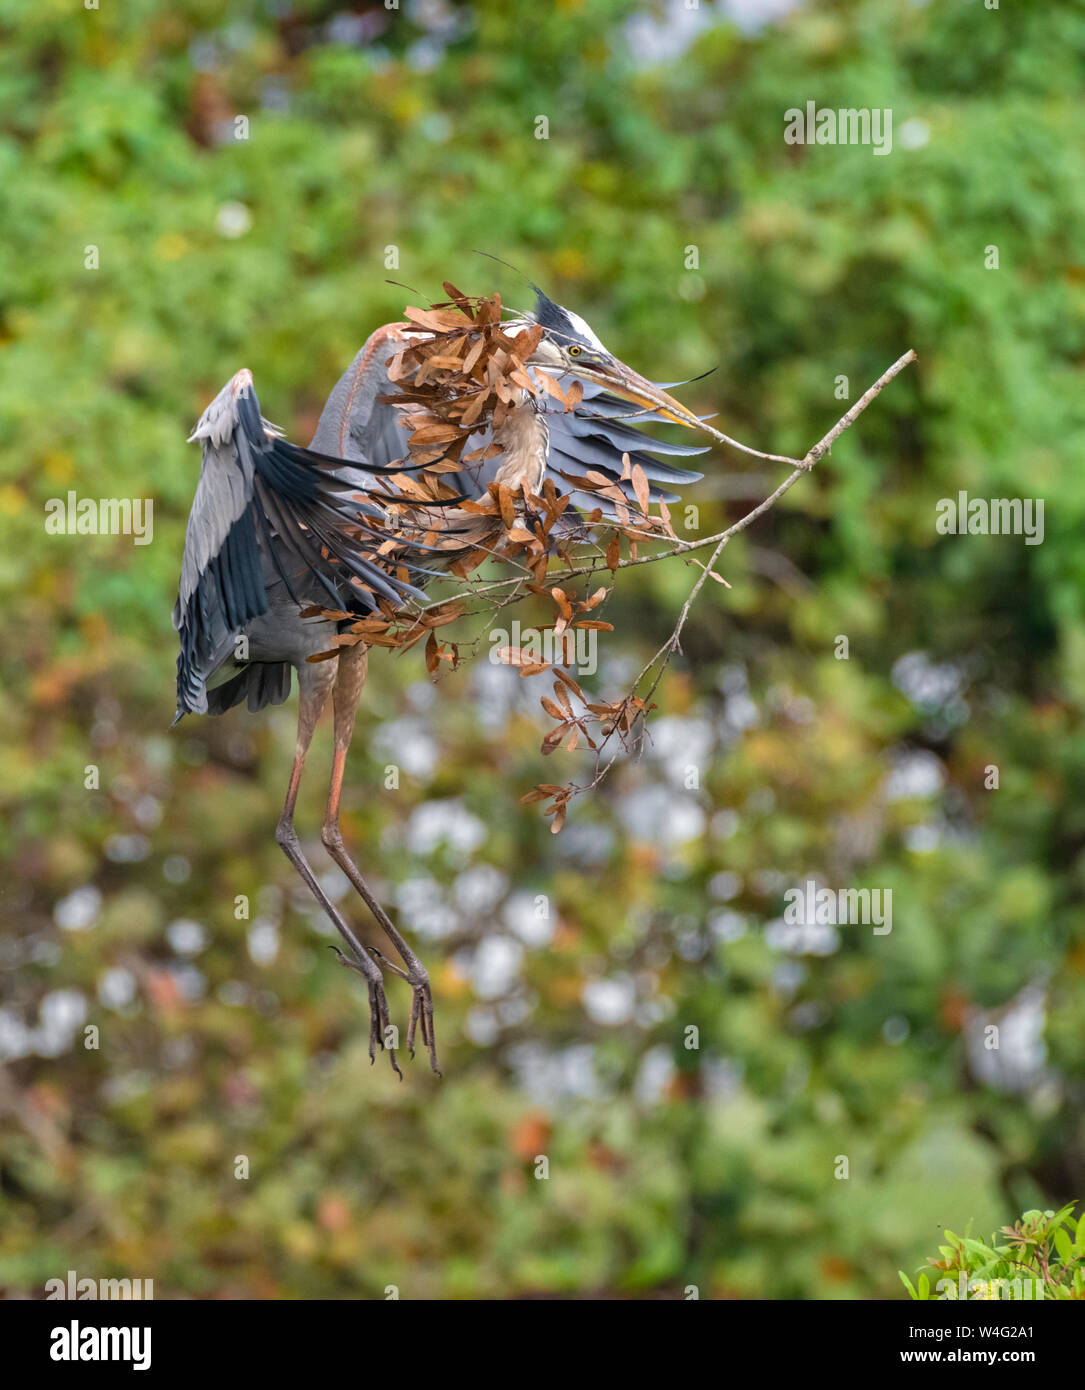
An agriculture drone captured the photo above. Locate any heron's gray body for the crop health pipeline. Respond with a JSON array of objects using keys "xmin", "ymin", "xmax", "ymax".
[
  {"xmin": 174, "ymin": 305, "xmax": 707, "ymax": 724},
  {"xmin": 171, "ymin": 285, "xmax": 716, "ymax": 1074}
]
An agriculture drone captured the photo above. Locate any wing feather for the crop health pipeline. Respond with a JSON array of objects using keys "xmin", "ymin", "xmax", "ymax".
[
  {"xmin": 173, "ymin": 369, "xmax": 426, "ymax": 721},
  {"xmin": 539, "ymin": 382, "xmax": 706, "ymax": 521}
]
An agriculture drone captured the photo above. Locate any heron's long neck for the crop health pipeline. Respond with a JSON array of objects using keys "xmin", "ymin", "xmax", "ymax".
[{"xmin": 492, "ymin": 398, "xmax": 549, "ymax": 494}]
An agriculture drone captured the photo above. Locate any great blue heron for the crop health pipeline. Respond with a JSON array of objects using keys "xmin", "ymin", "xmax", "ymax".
[{"xmin": 173, "ymin": 283, "xmax": 712, "ymax": 1076}]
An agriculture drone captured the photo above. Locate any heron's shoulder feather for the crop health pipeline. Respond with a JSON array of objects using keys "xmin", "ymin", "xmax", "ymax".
[{"xmin": 309, "ymin": 323, "xmax": 412, "ymax": 468}]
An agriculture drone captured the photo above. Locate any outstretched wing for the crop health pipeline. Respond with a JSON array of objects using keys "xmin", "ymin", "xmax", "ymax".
[{"xmin": 173, "ymin": 368, "xmax": 429, "ymax": 721}]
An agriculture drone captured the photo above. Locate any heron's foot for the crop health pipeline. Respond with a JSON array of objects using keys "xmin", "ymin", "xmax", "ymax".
[
  {"xmin": 406, "ymin": 967, "xmax": 440, "ymax": 1076},
  {"xmin": 366, "ymin": 947, "xmax": 440, "ymax": 1075},
  {"xmin": 328, "ymin": 946, "xmax": 402, "ymax": 1079}
]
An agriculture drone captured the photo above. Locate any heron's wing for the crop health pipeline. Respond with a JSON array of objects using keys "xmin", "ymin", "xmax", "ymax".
[
  {"xmin": 309, "ymin": 324, "xmax": 413, "ymax": 471},
  {"xmin": 541, "ymin": 379, "xmax": 708, "ymax": 522},
  {"xmin": 173, "ymin": 369, "xmax": 427, "ymax": 720}
]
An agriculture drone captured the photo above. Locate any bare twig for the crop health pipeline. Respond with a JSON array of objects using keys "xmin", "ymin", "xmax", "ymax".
[
  {"xmin": 512, "ymin": 349, "xmax": 918, "ymax": 820},
  {"xmin": 411, "ymin": 349, "xmax": 918, "ymax": 618}
]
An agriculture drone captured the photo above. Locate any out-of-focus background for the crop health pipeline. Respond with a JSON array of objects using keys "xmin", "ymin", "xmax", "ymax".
[{"xmin": 1, "ymin": 0, "xmax": 1083, "ymax": 1300}]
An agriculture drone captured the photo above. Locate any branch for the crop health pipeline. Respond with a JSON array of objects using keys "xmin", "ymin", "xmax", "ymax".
[
  {"xmin": 412, "ymin": 349, "xmax": 918, "ymax": 615},
  {"xmin": 513, "ymin": 349, "xmax": 918, "ymax": 822}
]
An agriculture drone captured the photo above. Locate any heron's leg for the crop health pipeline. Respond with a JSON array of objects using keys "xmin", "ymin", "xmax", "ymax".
[
  {"xmin": 276, "ymin": 665, "xmax": 400, "ymax": 1076},
  {"xmin": 321, "ymin": 643, "xmax": 441, "ymax": 1075}
]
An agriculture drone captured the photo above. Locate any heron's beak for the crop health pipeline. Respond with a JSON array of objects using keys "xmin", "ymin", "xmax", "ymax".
[{"xmin": 580, "ymin": 358, "xmax": 706, "ymax": 431}]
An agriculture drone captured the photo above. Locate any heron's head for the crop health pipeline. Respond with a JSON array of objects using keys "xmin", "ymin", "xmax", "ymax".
[{"xmin": 524, "ymin": 290, "xmax": 705, "ymax": 431}]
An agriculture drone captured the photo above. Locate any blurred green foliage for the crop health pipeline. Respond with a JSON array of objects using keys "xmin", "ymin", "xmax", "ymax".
[{"xmin": 0, "ymin": 0, "xmax": 1083, "ymax": 1299}]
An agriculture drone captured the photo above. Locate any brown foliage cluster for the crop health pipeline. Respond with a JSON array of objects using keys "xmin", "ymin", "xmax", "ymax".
[
  {"xmin": 343, "ymin": 283, "xmax": 677, "ymax": 585},
  {"xmin": 309, "ymin": 286, "xmax": 684, "ymax": 826}
]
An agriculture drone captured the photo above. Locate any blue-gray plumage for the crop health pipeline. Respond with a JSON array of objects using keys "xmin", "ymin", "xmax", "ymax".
[{"xmin": 172, "ymin": 291, "xmax": 713, "ymax": 1076}]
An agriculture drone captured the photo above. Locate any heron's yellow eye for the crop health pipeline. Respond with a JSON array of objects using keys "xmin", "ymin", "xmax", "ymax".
[{"xmin": 568, "ymin": 345, "xmax": 582, "ymax": 357}]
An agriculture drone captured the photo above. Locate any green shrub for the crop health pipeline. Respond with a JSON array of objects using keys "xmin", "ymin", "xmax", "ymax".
[{"xmin": 900, "ymin": 1203, "xmax": 1085, "ymax": 1300}]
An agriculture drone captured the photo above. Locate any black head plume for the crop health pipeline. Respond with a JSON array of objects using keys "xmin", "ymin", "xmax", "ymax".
[{"xmin": 529, "ymin": 290, "xmax": 595, "ymax": 348}]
